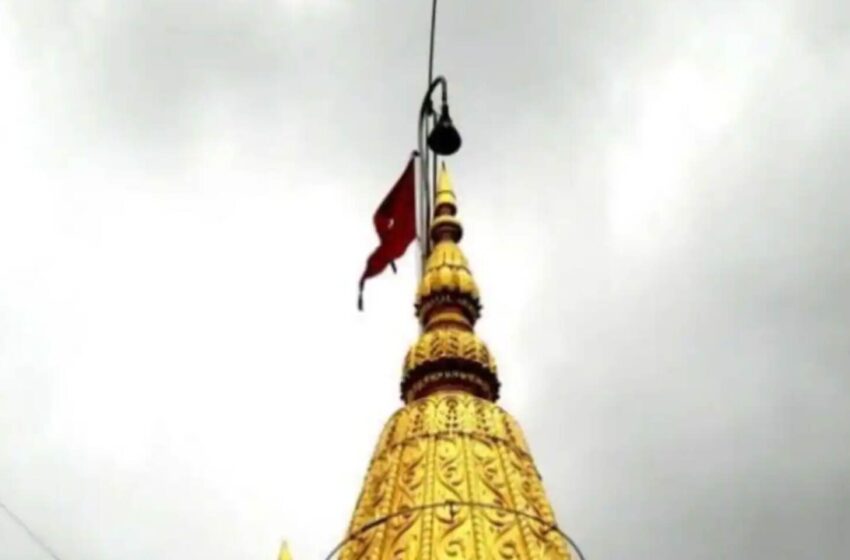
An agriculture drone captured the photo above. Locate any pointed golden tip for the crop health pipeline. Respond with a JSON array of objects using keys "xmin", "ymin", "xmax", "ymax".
[
  {"xmin": 434, "ymin": 162, "xmax": 457, "ymax": 214},
  {"xmin": 278, "ymin": 541, "xmax": 293, "ymax": 560}
]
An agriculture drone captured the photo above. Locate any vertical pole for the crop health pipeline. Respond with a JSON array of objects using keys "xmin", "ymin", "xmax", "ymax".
[
  {"xmin": 423, "ymin": 121, "xmax": 431, "ymax": 262},
  {"xmin": 414, "ymin": 149, "xmax": 424, "ymax": 283},
  {"xmin": 428, "ymin": 0, "xmax": 438, "ymax": 87},
  {"xmin": 418, "ymin": 113, "xmax": 430, "ymax": 276},
  {"xmin": 422, "ymin": 0, "xmax": 439, "ymax": 269},
  {"xmin": 417, "ymin": 0, "xmax": 440, "ymax": 285},
  {"xmin": 431, "ymin": 114, "xmax": 438, "ymax": 224}
]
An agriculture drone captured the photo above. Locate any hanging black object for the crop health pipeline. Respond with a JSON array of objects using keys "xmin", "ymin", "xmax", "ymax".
[{"xmin": 427, "ymin": 104, "xmax": 462, "ymax": 156}]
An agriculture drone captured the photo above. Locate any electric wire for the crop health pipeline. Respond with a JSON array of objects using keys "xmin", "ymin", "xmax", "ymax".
[{"xmin": 0, "ymin": 499, "xmax": 64, "ymax": 560}]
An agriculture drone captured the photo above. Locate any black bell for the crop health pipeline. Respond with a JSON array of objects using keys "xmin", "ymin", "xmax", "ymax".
[{"xmin": 427, "ymin": 104, "xmax": 462, "ymax": 155}]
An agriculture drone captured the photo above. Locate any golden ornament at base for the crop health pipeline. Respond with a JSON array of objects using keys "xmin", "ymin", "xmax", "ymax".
[{"xmin": 339, "ymin": 391, "xmax": 571, "ymax": 560}]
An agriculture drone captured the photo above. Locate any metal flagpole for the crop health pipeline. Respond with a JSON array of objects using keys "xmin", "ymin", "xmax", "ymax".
[
  {"xmin": 419, "ymin": 0, "xmax": 439, "ymax": 275},
  {"xmin": 426, "ymin": 0, "xmax": 438, "ymax": 264},
  {"xmin": 414, "ymin": 149, "xmax": 424, "ymax": 283},
  {"xmin": 419, "ymin": 119, "xmax": 430, "ymax": 274},
  {"xmin": 417, "ymin": 111, "xmax": 429, "ymax": 280}
]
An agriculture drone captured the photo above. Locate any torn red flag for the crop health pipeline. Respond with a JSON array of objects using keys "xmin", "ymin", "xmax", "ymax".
[{"xmin": 358, "ymin": 153, "xmax": 418, "ymax": 310}]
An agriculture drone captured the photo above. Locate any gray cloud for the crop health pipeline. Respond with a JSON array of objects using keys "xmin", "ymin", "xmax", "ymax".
[{"xmin": 1, "ymin": 1, "xmax": 848, "ymax": 559}]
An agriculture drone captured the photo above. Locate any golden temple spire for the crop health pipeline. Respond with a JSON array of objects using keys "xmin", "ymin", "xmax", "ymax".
[{"xmin": 339, "ymin": 165, "xmax": 573, "ymax": 560}]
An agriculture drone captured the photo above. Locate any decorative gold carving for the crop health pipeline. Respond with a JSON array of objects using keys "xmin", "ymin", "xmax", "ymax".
[
  {"xmin": 416, "ymin": 239, "xmax": 480, "ymax": 310},
  {"xmin": 339, "ymin": 392, "xmax": 570, "ymax": 560},
  {"xmin": 415, "ymin": 166, "xmax": 481, "ymax": 324},
  {"xmin": 404, "ymin": 166, "xmax": 498, "ymax": 401},
  {"xmin": 403, "ymin": 370, "xmax": 498, "ymax": 403},
  {"xmin": 403, "ymin": 330, "xmax": 497, "ymax": 377}
]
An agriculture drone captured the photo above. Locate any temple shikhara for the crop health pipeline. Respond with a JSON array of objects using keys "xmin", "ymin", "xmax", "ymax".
[{"xmin": 334, "ymin": 166, "xmax": 574, "ymax": 560}]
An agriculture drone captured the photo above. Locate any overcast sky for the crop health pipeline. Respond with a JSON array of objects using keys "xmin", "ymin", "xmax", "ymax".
[{"xmin": 1, "ymin": 1, "xmax": 849, "ymax": 559}]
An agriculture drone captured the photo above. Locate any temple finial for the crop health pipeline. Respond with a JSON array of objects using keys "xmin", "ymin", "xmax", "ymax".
[
  {"xmin": 429, "ymin": 163, "xmax": 464, "ymax": 244},
  {"xmin": 404, "ymin": 164, "xmax": 498, "ymax": 402},
  {"xmin": 278, "ymin": 541, "xmax": 292, "ymax": 560},
  {"xmin": 434, "ymin": 162, "xmax": 457, "ymax": 215}
]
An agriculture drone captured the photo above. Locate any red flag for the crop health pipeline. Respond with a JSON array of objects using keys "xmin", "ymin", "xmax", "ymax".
[{"xmin": 358, "ymin": 154, "xmax": 417, "ymax": 310}]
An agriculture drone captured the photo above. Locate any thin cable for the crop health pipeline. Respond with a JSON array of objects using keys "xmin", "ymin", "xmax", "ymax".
[
  {"xmin": 324, "ymin": 499, "xmax": 586, "ymax": 560},
  {"xmin": 0, "ymin": 499, "xmax": 64, "ymax": 560},
  {"xmin": 427, "ymin": 0, "xmax": 438, "ymax": 87}
]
